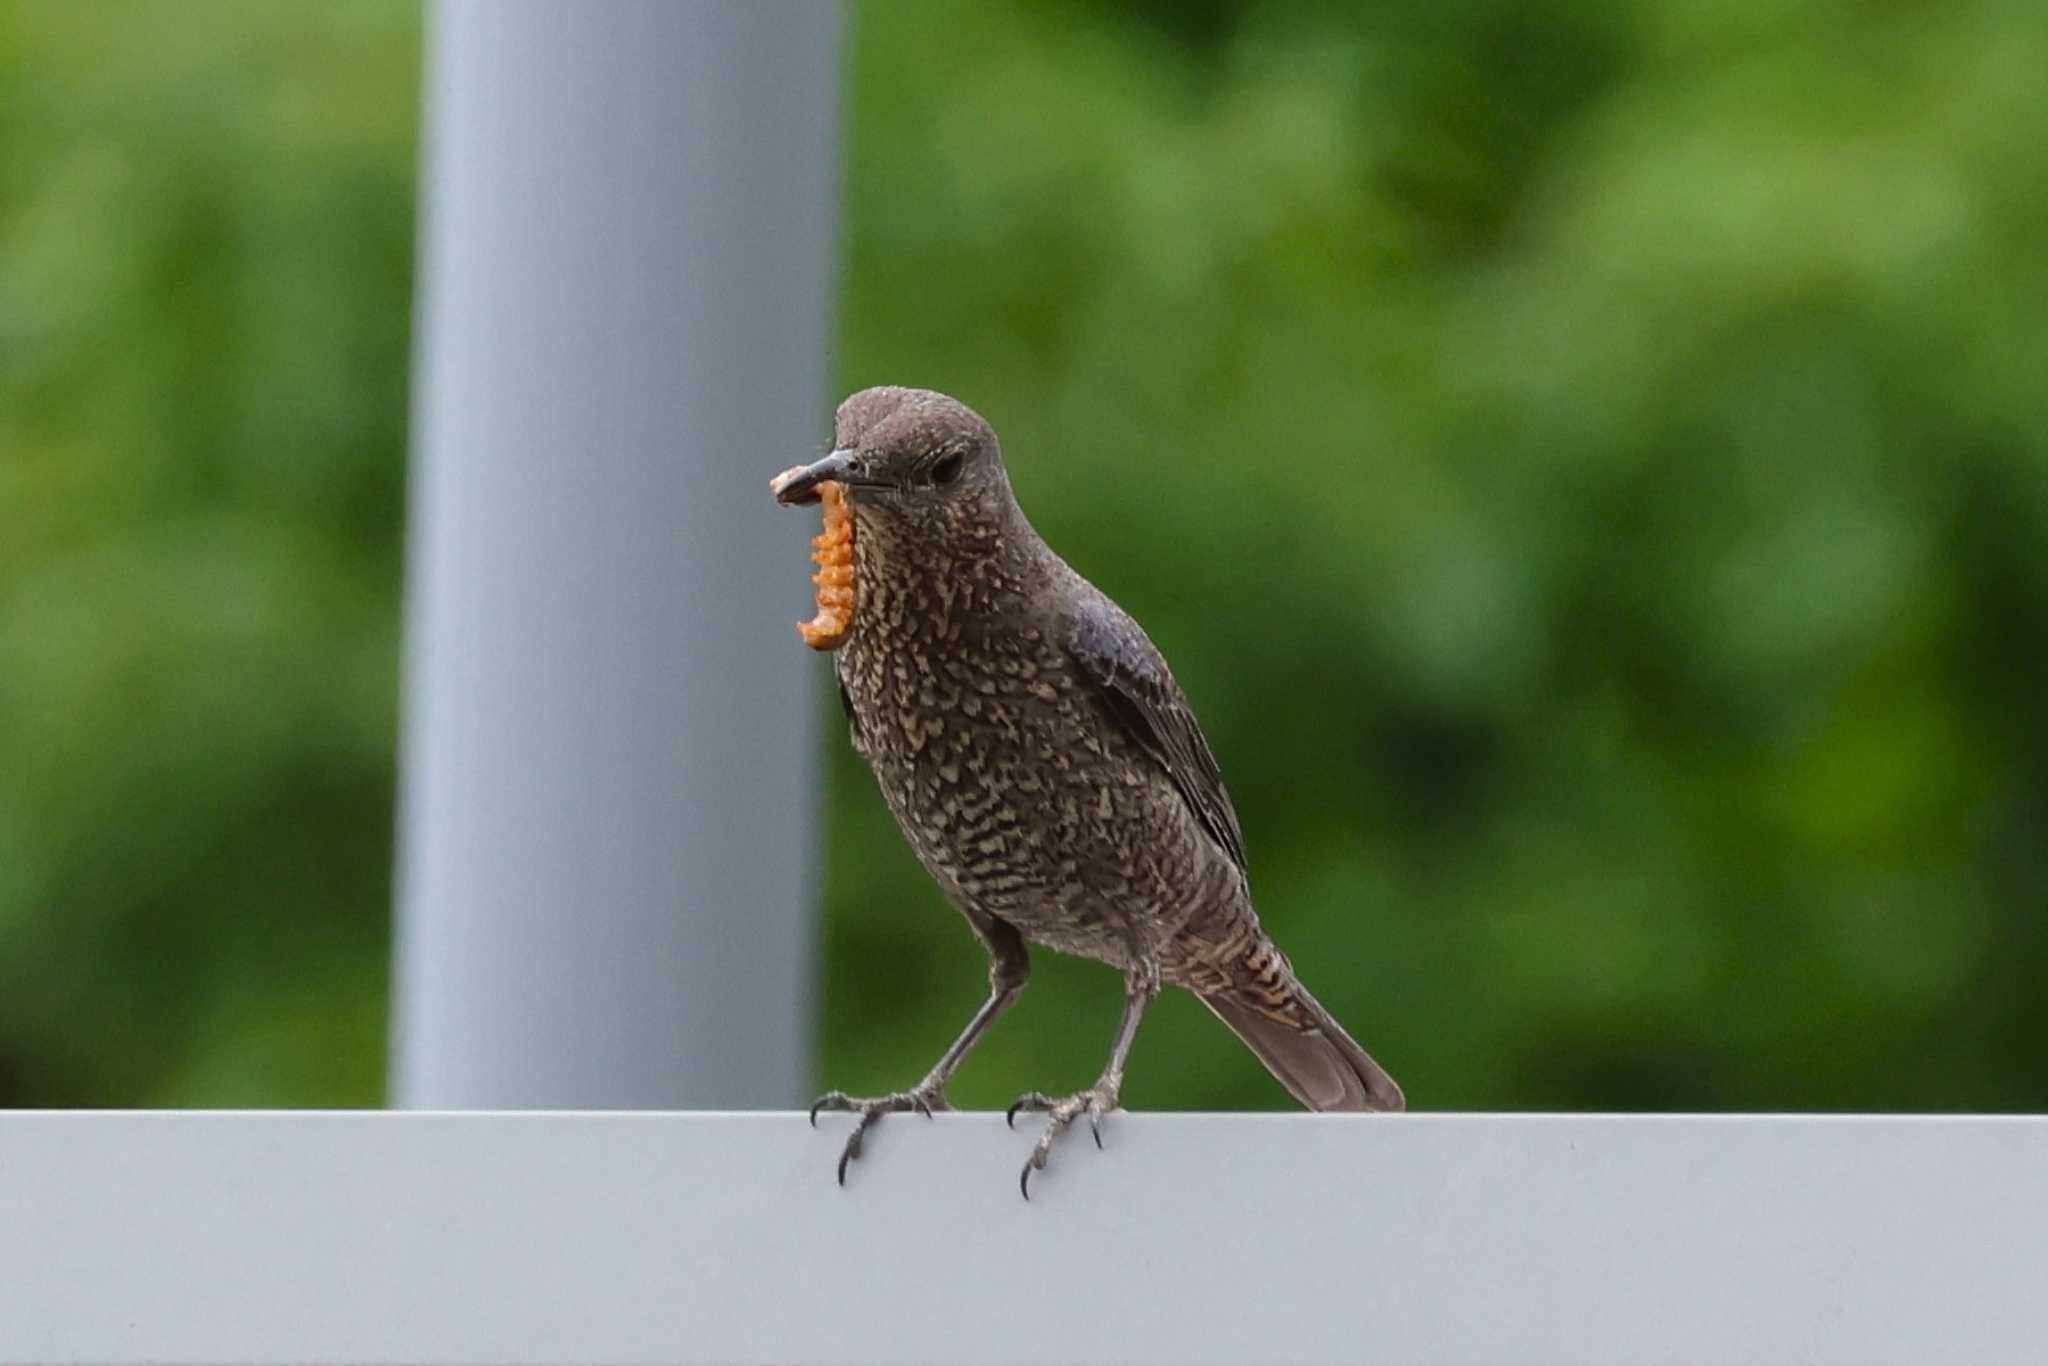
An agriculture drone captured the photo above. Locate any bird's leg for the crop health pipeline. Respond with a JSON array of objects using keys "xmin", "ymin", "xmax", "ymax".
[
  {"xmin": 809, "ymin": 980, "xmax": 1017, "ymax": 1184},
  {"xmin": 811, "ymin": 923, "xmax": 1029, "ymax": 1185},
  {"xmin": 1007, "ymin": 957, "xmax": 1160, "ymax": 1200}
]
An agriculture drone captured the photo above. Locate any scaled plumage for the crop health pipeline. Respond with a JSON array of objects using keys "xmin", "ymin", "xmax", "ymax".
[{"xmin": 775, "ymin": 386, "xmax": 1402, "ymax": 1196}]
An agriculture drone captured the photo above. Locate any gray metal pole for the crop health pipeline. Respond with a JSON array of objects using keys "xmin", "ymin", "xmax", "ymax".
[{"xmin": 392, "ymin": 0, "xmax": 842, "ymax": 1109}]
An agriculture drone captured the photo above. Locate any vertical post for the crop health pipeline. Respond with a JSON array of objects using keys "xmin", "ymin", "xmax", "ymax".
[{"xmin": 392, "ymin": 0, "xmax": 842, "ymax": 1108}]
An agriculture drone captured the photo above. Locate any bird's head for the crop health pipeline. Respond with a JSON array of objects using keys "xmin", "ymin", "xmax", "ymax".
[{"xmin": 772, "ymin": 387, "xmax": 1016, "ymax": 540}]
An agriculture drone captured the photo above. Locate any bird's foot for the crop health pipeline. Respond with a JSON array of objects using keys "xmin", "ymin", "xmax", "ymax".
[
  {"xmin": 1005, "ymin": 1079, "xmax": 1120, "ymax": 1200},
  {"xmin": 808, "ymin": 1084, "xmax": 950, "ymax": 1186}
]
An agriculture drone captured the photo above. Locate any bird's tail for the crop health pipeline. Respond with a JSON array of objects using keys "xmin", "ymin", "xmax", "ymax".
[{"xmin": 1199, "ymin": 961, "xmax": 1405, "ymax": 1113}]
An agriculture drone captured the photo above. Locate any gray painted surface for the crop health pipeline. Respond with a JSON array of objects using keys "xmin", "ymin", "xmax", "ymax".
[
  {"xmin": 2, "ymin": 1111, "xmax": 2042, "ymax": 1365},
  {"xmin": 393, "ymin": 1, "xmax": 842, "ymax": 1107}
]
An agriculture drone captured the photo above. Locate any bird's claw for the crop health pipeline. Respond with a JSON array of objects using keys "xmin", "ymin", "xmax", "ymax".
[
  {"xmin": 807, "ymin": 1085, "xmax": 947, "ymax": 1186},
  {"xmin": 1010, "ymin": 1082, "xmax": 1119, "ymax": 1201},
  {"xmin": 1005, "ymin": 1090, "xmax": 1056, "ymax": 1129}
]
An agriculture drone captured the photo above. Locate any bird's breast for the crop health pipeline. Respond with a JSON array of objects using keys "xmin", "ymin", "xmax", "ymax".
[{"xmin": 834, "ymin": 575, "xmax": 1223, "ymax": 954}]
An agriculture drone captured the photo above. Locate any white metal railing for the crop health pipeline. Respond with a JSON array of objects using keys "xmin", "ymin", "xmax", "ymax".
[{"xmin": 1, "ymin": 1111, "xmax": 2040, "ymax": 1365}]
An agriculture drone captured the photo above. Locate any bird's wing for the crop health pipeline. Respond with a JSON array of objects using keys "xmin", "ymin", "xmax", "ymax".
[{"xmin": 1065, "ymin": 597, "xmax": 1249, "ymax": 873}]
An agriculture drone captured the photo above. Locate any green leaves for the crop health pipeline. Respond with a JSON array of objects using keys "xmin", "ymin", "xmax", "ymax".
[
  {"xmin": 822, "ymin": 0, "xmax": 2048, "ymax": 1112},
  {"xmin": 5, "ymin": 0, "xmax": 2045, "ymax": 1110}
]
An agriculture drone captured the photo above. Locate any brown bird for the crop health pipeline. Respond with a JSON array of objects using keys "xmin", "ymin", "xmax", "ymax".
[{"xmin": 775, "ymin": 386, "xmax": 1402, "ymax": 1197}]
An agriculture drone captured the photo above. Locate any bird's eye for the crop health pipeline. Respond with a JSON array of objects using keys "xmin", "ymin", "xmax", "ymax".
[{"xmin": 930, "ymin": 450, "xmax": 966, "ymax": 486}]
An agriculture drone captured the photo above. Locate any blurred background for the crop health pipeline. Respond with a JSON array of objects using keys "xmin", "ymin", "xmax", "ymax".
[{"xmin": 3, "ymin": 0, "xmax": 2045, "ymax": 1113}]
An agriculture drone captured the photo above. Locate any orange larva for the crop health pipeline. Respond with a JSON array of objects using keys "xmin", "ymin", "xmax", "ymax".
[{"xmin": 795, "ymin": 479, "xmax": 855, "ymax": 651}]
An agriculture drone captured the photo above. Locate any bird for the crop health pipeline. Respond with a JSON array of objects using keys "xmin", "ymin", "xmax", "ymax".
[{"xmin": 773, "ymin": 386, "xmax": 1403, "ymax": 1197}]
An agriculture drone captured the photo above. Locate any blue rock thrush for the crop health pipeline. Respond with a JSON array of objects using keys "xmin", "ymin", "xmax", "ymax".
[{"xmin": 773, "ymin": 386, "xmax": 1403, "ymax": 1198}]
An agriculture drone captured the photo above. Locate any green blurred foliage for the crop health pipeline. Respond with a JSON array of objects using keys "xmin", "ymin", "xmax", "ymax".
[
  {"xmin": 4, "ymin": 0, "xmax": 2045, "ymax": 1111},
  {"xmin": 0, "ymin": 2, "xmax": 413, "ymax": 1103}
]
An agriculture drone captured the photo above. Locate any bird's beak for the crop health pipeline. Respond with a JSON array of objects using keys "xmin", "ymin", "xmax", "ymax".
[{"xmin": 771, "ymin": 449, "xmax": 885, "ymax": 507}]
